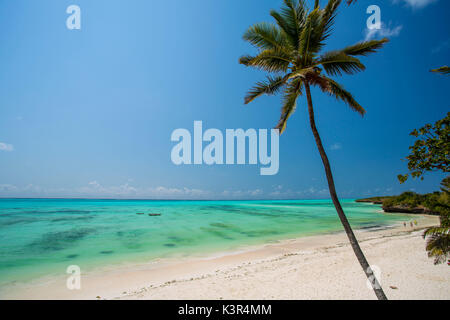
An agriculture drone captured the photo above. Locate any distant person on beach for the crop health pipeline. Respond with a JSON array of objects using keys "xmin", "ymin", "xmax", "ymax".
[{"xmin": 404, "ymin": 222, "xmax": 406, "ymax": 228}]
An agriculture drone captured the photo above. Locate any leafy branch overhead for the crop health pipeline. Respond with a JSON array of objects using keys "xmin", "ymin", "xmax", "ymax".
[
  {"xmin": 398, "ymin": 113, "xmax": 450, "ymax": 183},
  {"xmin": 430, "ymin": 66, "xmax": 450, "ymax": 75}
]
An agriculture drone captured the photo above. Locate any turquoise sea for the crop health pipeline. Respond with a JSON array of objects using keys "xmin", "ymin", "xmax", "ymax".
[{"xmin": 0, "ymin": 198, "xmax": 408, "ymax": 286}]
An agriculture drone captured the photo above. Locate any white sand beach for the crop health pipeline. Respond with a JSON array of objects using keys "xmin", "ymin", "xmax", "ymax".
[{"xmin": 2, "ymin": 215, "xmax": 449, "ymax": 300}]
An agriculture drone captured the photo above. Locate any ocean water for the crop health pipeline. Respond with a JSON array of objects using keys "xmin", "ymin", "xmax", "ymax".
[{"xmin": 0, "ymin": 198, "xmax": 407, "ymax": 286}]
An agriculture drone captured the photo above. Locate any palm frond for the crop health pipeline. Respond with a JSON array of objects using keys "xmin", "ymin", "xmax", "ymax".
[
  {"xmin": 239, "ymin": 49, "xmax": 293, "ymax": 73},
  {"xmin": 423, "ymin": 226, "xmax": 450, "ymax": 238},
  {"xmin": 317, "ymin": 51, "xmax": 365, "ymax": 76},
  {"xmin": 294, "ymin": 0, "xmax": 308, "ymax": 24},
  {"xmin": 318, "ymin": 76, "xmax": 366, "ymax": 115},
  {"xmin": 275, "ymin": 79, "xmax": 303, "ymax": 134},
  {"xmin": 270, "ymin": 0, "xmax": 306, "ymax": 50},
  {"xmin": 423, "ymin": 225, "xmax": 450, "ymax": 264},
  {"xmin": 244, "ymin": 75, "xmax": 289, "ymax": 104},
  {"xmin": 424, "ymin": 232, "xmax": 450, "ymax": 265},
  {"xmin": 270, "ymin": 11, "xmax": 296, "ymax": 48},
  {"xmin": 341, "ymin": 38, "xmax": 389, "ymax": 56},
  {"xmin": 318, "ymin": 0, "xmax": 341, "ymax": 45},
  {"xmin": 298, "ymin": 8, "xmax": 323, "ymax": 62},
  {"xmin": 243, "ymin": 22, "xmax": 290, "ymax": 51}
]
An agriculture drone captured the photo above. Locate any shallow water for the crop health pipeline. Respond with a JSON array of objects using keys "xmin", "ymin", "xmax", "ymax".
[{"xmin": 0, "ymin": 198, "xmax": 407, "ymax": 285}]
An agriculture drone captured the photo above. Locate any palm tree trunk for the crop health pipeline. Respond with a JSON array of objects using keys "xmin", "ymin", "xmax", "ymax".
[{"xmin": 304, "ymin": 83, "xmax": 388, "ymax": 300}]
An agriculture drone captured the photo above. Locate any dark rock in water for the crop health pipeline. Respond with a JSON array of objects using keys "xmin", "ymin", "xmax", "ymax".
[
  {"xmin": 357, "ymin": 196, "xmax": 440, "ymax": 215},
  {"xmin": 51, "ymin": 216, "xmax": 93, "ymax": 223},
  {"xmin": 28, "ymin": 228, "xmax": 96, "ymax": 253},
  {"xmin": 356, "ymin": 199, "xmax": 384, "ymax": 204},
  {"xmin": 136, "ymin": 212, "xmax": 144, "ymax": 215},
  {"xmin": 148, "ymin": 213, "xmax": 161, "ymax": 216},
  {"xmin": 167, "ymin": 236, "xmax": 183, "ymax": 243},
  {"xmin": 100, "ymin": 250, "xmax": 114, "ymax": 254},
  {"xmin": 382, "ymin": 205, "xmax": 438, "ymax": 215},
  {"xmin": 66, "ymin": 254, "xmax": 79, "ymax": 259},
  {"xmin": 164, "ymin": 243, "xmax": 175, "ymax": 247},
  {"xmin": 210, "ymin": 222, "xmax": 231, "ymax": 228}
]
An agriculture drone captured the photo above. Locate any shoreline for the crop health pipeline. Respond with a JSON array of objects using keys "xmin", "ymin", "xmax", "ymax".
[{"xmin": 2, "ymin": 214, "xmax": 447, "ymax": 300}]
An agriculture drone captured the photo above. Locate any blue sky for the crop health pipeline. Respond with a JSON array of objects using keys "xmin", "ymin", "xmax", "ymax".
[{"xmin": 0, "ymin": 0, "xmax": 448, "ymax": 199}]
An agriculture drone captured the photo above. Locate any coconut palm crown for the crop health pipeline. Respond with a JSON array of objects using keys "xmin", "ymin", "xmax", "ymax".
[{"xmin": 239, "ymin": 0, "xmax": 388, "ymax": 133}]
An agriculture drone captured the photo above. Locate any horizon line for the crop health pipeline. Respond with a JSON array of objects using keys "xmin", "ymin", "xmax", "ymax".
[{"xmin": 0, "ymin": 197, "xmax": 367, "ymax": 201}]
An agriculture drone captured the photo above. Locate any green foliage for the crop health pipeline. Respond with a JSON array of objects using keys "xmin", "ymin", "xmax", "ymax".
[
  {"xmin": 239, "ymin": 0, "xmax": 388, "ymax": 133},
  {"xmin": 382, "ymin": 187, "xmax": 449, "ymax": 215},
  {"xmin": 398, "ymin": 113, "xmax": 450, "ymax": 183},
  {"xmin": 382, "ymin": 191, "xmax": 426, "ymax": 208}
]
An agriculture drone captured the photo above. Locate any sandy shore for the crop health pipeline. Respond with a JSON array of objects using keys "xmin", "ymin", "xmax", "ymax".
[{"xmin": 2, "ymin": 214, "xmax": 449, "ymax": 300}]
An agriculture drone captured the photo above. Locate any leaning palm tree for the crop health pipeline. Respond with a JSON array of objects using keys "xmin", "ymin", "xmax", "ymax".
[{"xmin": 240, "ymin": 0, "xmax": 389, "ymax": 300}]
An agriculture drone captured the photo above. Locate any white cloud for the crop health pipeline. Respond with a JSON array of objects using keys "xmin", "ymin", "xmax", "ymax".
[
  {"xmin": 287, "ymin": 187, "xmax": 329, "ymax": 198},
  {"xmin": 393, "ymin": 0, "xmax": 438, "ymax": 9},
  {"xmin": 330, "ymin": 143, "xmax": 342, "ymax": 151},
  {"xmin": 0, "ymin": 181, "xmax": 213, "ymax": 199},
  {"xmin": 152, "ymin": 186, "xmax": 209, "ymax": 197},
  {"xmin": 221, "ymin": 188, "xmax": 263, "ymax": 198},
  {"xmin": 0, "ymin": 184, "xmax": 18, "ymax": 192},
  {"xmin": 431, "ymin": 39, "xmax": 450, "ymax": 54},
  {"xmin": 0, "ymin": 182, "xmax": 333, "ymax": 200},
  {"xmin": 0, "ymin": 142, "xmax": 14, "ymax": 152},
  {"xmin": 266, "ymin": 186, "xmax": 331, "ymax": 199},
  {"xmin": 250, "ymin": 189, "xmax": 263, "ymax": 196},
  {"xmin": 75, "ymin": 181, "xmax": 211, "ymax": 199},
  {"xmin": 365, "ymin": 22, "xmax": 403, "ymax": 41}
]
